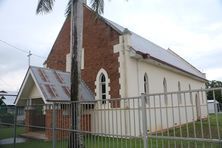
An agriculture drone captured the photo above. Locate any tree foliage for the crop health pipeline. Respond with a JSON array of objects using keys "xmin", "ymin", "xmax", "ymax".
[{"xmin": 206, "ymin": 80, "xmax": 222, "ymax": 103}]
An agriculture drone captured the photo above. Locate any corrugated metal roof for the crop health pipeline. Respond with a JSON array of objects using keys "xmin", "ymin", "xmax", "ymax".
[
  {"xmin": 1, "ymin": 91, "xmax": 17, "ymax": 105},
  {"xmin": 103, "ymin": 19, "xmax": 206, "ymax": 79},
  {"xmin": 207, "ymin": 100, "xmax": 219, "ymax": 103},
  {"xmin": 30, "ymin": 66, "xmax": 95, "ymax": 103}
]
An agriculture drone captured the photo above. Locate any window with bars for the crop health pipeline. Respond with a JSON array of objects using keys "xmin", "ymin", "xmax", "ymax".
[{"xmin": 100, "ymin": 73, "xmax": 106, "ymax": 104}]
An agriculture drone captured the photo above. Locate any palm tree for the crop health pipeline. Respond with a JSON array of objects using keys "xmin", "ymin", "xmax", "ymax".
[{"xmin": 36, "ymin": 0, "xmax": 104, "ymax": 147}]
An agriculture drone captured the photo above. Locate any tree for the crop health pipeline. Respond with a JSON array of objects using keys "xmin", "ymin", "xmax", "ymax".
[
  {"xmin": 36, "ymin": 0, "xmax": 104, "ymax": 147},
  {"xmin": 206, "ymin": 80, "xmax": 222, "ymax": 103}
]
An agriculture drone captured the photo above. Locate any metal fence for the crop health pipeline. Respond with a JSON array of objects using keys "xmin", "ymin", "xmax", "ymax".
[{"xmin": 0, "ymin": 88, "xmax": 222, "ymax": 148}]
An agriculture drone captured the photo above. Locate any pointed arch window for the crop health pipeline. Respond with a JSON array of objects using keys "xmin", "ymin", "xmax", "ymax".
[
  {"xmin": 100, "ymin": 73, "xmax": 106, "ymax": 104},
  {"xmin": 189, "ymin": 84, "xmax": 193, "ymax": 104},
  {"xmin": 178, "ymin": 81, "xmax": 182, "ymax": 105},
  {"xmin": 163, "ymin": 78, "xmax": 168, "ymax": 105},
  {"xmin": 144, "ymin": 73, "xmax": 149, "ymax": 104},
  {"xmin": 95, "ymin": 68, "xmax": 110, "ymax": 105}
]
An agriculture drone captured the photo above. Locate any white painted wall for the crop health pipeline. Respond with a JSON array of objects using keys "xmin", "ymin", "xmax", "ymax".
[
  {"xmin": 90, "ymin": 33, "xmax": 208, "ymax": 137},
  {"xmin": 28, "ymin": 83, "xmax": 41, "ymax": 99}
]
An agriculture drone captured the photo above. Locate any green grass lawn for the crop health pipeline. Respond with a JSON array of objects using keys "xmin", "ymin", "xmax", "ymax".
[
  {"xmin": 0, "ymin": 114, "xmax": 221, "ymax": 148},
  {"xmin": 163, "ymin": 114, "xmax": 222, "ymax": 139},
  {"xmin": 1, "ymin": 136, "xmax": 221, "ymax": 148},
  {"xmin": 0, "ymin": 126, "xmax": 25, "ymax": 139}
]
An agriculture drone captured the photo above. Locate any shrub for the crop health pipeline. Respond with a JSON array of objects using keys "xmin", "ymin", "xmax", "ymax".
[{"xmin": 0, "ymin": 112, "xmax": 14, "ymax": 124}]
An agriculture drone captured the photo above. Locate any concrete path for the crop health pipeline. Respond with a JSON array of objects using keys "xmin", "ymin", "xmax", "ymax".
[{"xmin": 0, "ymin": 137, "xmax": 27, "ymax": 145}]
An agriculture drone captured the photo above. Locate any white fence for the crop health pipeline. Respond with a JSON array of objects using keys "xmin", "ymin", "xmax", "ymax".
[{"xmin": 0, "ymin": 88, "xmax": 222, "ymax": 148}]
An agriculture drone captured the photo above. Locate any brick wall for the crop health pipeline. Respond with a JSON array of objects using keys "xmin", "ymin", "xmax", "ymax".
[
  {"xmin": 44, "ymin": 17, "xmax": 71, "ymax": 71},
  {"xmin": 25, "ymin": 109, "xmax": 45, "ymax": 132},
  {"xmin": 45, "ymin": 6, "xmax": 121, "ymax": 101},
  {"xmin": 45, "ymin": 109, "xmax": 91, "ymax": 140}
]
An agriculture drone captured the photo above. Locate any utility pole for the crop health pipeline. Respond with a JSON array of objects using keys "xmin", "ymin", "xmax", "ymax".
[{"xmin": 27, "ymin": 50, "xmax": 32, "ymax": 66}]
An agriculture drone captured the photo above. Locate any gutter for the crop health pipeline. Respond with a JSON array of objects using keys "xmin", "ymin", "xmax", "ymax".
[{"xmin": 129, "ymin": 47, "xmax": 207, "ymax": 82}]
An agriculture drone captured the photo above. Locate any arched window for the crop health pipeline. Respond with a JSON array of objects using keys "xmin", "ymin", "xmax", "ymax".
[
  {"xmin": 144, "ymin": 73, "xmax": 149, "ymax": 104},
  {"xmin": 100, "ymin": 73, "xmax": 106, "ymax": 104},
  {"xmin": 201, "ymin": 87, "xmax": 204, "ymax": 104},
  {"xmin": 95, "ymin": 68, "xmax": 110, "ymax": 104},
  {"xmin": 144, "ymin": 73, "xmax": 149, "ymax": 94},
  {"xmin": 189, "ymin": 84, "xmax": 193, "ymax": 104},
  {"xmin": 163, "ymin": 78, "xmax": 168, "ymax": 105},
  {"xmin": 178, "ymin": 81, "xmax": 182, "ymax": 105}
]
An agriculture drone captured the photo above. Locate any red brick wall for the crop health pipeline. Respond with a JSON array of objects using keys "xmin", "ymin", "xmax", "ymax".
[
  {"xmin": 80, "ymin": 114, "xmax": 91, "ymax": 131},
  {"xmin": 82, "ymin": 7, "xmax": 120, "ymax": 101},
  {"xmin": 45, "ymin": 110, "xmax": 71, "ymax": 140},
  {"xmin": 45, "ymin": 6, "xmax": 121, "ymax": 100},
  {"xmin": 25, "ymin": 109, "xmax": 45, "ymax": 132},
  {"xmin": 44, "ymin": 17, "xmax": 71, "ymax": 71},
  {"xmin": 45, "ymin": 109, "xmax": 91, "ymax": 140},
  {"xmin": 25, "ymin": 109, "xmax": 33, "ymax": 132}
]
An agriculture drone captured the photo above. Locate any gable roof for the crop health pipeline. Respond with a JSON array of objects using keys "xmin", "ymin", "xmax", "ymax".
[
  {"xmin": 43, "ymin": 5, "xmax": 205, "ymax": 80},
  {"xmin": 15, "ymin": 66, "xmax": 95, "ymax": 105},
  {"xmin": 101, "ymin": 18, "xmax": 206, "ymax": 80}
]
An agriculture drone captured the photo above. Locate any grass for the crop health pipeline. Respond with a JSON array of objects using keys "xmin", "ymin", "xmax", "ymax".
[
  {"xmin": 2, "ymin": 136, "xmax": 220, "ymax": 148},
  {"xmin": 164, "ymin": 114, "xmax": 222, "ymax": 139},
  {"xmin": 0, "ymin": 126, "xmax": 25, "ymax": 139},
  {"xmin": 0, "ymin": 114, "xmax": 221, "ymax": 148}
]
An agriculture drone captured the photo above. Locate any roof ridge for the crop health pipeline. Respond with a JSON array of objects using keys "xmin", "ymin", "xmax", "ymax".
[{"xmin": 30, "ymin": 66, "xmax": 70, "ymax": 74}]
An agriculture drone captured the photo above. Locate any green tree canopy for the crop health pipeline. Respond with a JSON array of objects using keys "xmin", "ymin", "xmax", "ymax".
[{"xmin": 206, "ymin": 80, "xmax": 222, "ymax": 103}]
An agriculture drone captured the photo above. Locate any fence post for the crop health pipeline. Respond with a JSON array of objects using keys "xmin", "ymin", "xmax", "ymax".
[
  {"xmin": 141, "ymin": 94, "xmax": 148, "ymax": 148},
  {"xmin": 52, "ymin": 103, "xmax": 56, "ymax": 148},
  {"xmin": 13, "ymin": 106, "xmax": 17, "ymax": 148}
]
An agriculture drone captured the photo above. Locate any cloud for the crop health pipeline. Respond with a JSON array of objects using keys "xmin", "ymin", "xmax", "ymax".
[
  {"xmin": 1, "ymin": 0, "xmax": 222, "ymax": 91},
  {"xmin": 0, "ymin": 0, "xmax": 68, "ymax": 90},
  {"xmin": 0, "ymin": 68, "xmax": 26, "ymax": 91},
  {"xmin": 205, "ymin": 68, "xmax": 222, "ymax": 81}
]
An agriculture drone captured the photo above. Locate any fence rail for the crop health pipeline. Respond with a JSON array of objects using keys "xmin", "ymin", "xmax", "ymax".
[{"xmin": 0, "ymin": 88, "xmax": 222, "ymax": 148}]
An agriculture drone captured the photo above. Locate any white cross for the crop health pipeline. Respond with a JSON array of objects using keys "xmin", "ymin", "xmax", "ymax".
[{"xmin": 27, "ymin": 50, "xmax": 32, "ymax": 66}]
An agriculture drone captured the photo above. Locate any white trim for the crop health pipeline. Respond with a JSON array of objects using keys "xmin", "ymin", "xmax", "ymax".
[
  {"xmin": 95, "ymin": 68, "xmax": 110, "ymax": 100},
  {"xmin": 30, "ymin": 70, "xmax": 48, "ymax": 104},
  {"xmin": 15, "ymin": 70, "xmax": 31, "ymax": 105},
  {"xmin": 113, "ymin": 34, "xmax": 131, "ymax": 98},
  {"xmin": 81, "ymin": 48, "xmax": 84, "ymax": 69},
  {"xmin": 15, "ymin": 68, "xmax": 50, "ymax": 105}
]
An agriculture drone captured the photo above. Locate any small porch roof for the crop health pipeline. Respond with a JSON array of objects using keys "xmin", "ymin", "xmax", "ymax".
[{"xmin": 15, "ymin": 66, "xmax": 95, "ymax": 105}]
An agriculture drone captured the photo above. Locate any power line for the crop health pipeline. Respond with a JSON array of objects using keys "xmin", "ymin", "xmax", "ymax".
[{"xmin": 0, "ymin": 39, "xmax": 46, "ymax": 59}]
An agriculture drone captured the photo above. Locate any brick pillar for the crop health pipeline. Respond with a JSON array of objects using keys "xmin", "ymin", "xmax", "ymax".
[
  {"xmin": 45, "ymin": 109, "xmax": 52, "ymax": 140},
  {"xmin": 25, "ymin": 108, "xmax": 35, "ymax": 132}
]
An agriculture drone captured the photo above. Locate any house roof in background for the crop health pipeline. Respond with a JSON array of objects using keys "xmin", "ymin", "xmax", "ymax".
[
  {"xmin": 207, "ymin": 100, "xmax": 219, "ymax": 103},
  {"xmin": 15, "ymin": 66, "xmax": 95, "ymax": 104},
  {"xmin": 0, "ymin": 91, "xmax": 17, "ymax": 105},
  {"xmin": 103, "ymin": 18, "xmax": 206, "ymax": 80}
]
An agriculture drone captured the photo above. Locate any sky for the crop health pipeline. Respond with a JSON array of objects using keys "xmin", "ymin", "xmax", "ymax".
[{"xmin": 0, "ymin": 0, "xmax": 222, "ymax": 91}]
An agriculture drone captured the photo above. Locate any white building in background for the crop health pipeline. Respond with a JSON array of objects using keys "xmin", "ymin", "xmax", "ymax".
[{"xmin": 208, "ymin": 100, "xmax": 220, "ymax": 113}]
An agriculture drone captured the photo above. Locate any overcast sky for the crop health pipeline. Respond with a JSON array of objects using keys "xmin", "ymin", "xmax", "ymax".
[{"xmin": 0, "ymin": 0, "xmax": 222, "ymax": 91}]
